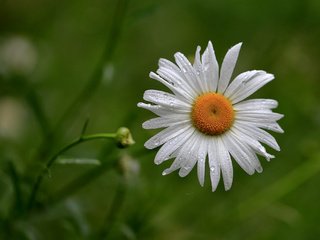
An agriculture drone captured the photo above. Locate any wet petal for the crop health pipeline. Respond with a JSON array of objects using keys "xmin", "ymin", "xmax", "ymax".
[{"xmin": 218, "ymin": 43, "xmax": 242, "ymax": 94}]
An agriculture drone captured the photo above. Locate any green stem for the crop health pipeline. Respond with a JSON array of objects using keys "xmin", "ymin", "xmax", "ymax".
[
  {"xmin": 46, "ymin": 142, "xmax": 116, "ymax": 205},
  {"xmin": 47, "ymin": 132, "xmax": 138, "ymax": 207},
  {"xmin": 1, "ymin": 75, "xmax": 51, "ymax": 138},
  {"xmin": 98, "ymin": 178, "xmax": 126, "ymax": 239},
  {"xmin": 27, "ymin": 133, "xmax": 116, "ymax": 210},
  {"xmin": 32, "ymin": 0, "xmax": 130, "ymax": 169},
  {"xmin": 47, "ymin": 158, "xmax": 117, "ymax": 206},
  {"xmin": 35, "ymin": 127, "xmax": 136, "ymax": 208},
  {"xmin": 55, "ymin": 0, "xmax": 129, "ymax": 130},
  {"xmin": 25, "ymin": 87, "xmax": 51, "ymax": 138},
  {"xmin": 7, "ymin": 160, "xmax": 23, "ymax": 214},
  {"xmin": 238, "ymin": 153, "xmax": 320, "ymax": 219}
]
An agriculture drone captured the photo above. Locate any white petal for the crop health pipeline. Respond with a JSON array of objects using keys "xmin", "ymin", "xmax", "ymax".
[
  {"xmin": 233, "ymin": 99, "xmax": 278, "ymax": 111},
  {"xmin": 197, "ymin": 136, "xmax": 208, "ymax": 187},
  {"xmin": 162, "ymin": 133, "xmax": 197, "ymax": 175},
  {"xmin": 229, "ymin": 73, "xmax": 275, "ymax": 104},
  {"xmin": 174, "ymin": 52, "xmax": 202, "ymax": 94},
  {"xmin": 138, "ymin": 102, "xmax": 185, "ymax": 117},
  {"xmin": 142, "ymin": 116, "xmax": 190, "ymax": 129},
  {"xmin": 143, "ymin": 90, "xmax": 190, "ymax": 111},
  {"xmin": 149, "ymin": 72, "xmax": 190, "ymax": 99},
  {"xmin": 155, "ymin": 127, "xmax": 195, "ymax": 164},
  {"xmin": 228, "ymin": 130, "xmax": 263, "ymax": 173},
  {"xmin": 157, "ymin": 63, "xmax": 196, "ymax": 101},
  {"xmin": 261, "ymin": 122, "xmax": 284, "ymax": 133},
  {"xmin": 193, "ymin": 46, "xmax": 202, "ymax": 69},
  {"xmin": 237, "ymin": 120, "xmax": 284, "ymax": 133},
  {"xmin": 234, "ymin": 121, "xmax": 281, "ymax": 151},
  {"xmin": 232, "ymin": 125, "xmax": 275, "ymax": 161},
  {"xmin": 144, "ymin": 123, "xmax": 191, "ymax": 149},
  {"xmin": 217, "ymin": 137, "xmax": 233, "ymax": 190},
  {"xmin": 193, "ymin": 46, "xmax": 208, "ymax": 93},
  {"xmin": 201, "ymin": 41, "xmax": 219, "ymax": 92},
  {"xmin": 208, "ymin": 138, "xmax": 221, "ymax": 191},
  {"xmin": 158, "ymin": 58, "xmax": 181, "ymax": 74},
  {"xmin": 222, "ymin": 132, "xmax": 255, "ymax": 175},
  {"xmin": 218, "ymin": 42, "xmax": 242, "ymax": 94},
  {"xmin": 179, "ymin": 136, "xmax": 200, "ymax": 177},
  {"xmin": 236, "ymin": 111, "xmax": 284, "ymax": 123},
  {"xmin": 224, "ymin": 70, "xmax": 264, "ymax": 98}
]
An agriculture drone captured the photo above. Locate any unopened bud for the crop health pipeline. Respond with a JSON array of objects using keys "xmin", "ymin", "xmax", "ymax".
[{"xmin": 115, "ymin": 127, "xmax": 135, "ymax": 148}]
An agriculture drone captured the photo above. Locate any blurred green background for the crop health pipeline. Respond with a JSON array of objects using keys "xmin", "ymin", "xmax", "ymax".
[{"xmin": 1, "ymin": 0, "xmax": 320, "ymax": 239}]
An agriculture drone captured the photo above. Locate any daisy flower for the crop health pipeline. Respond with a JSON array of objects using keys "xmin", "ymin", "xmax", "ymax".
[{"xmin": 138, "ymin": 42, "xmax": 283, "ymax": 191}]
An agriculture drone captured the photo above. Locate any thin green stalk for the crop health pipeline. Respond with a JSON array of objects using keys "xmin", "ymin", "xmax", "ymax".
[
  {"xmin": 25, "ymin": 87, "xmax": 51, "ymax": 138},
  {"xmin": 27, "ymin": 133, "xmax": 116, "ymax": 210},
  {"xmin": 98, "ymin": 178, "xmax": 126, "ymax": 239},
  {"xmin": 47, "ymin": 156, "xmax": 117, "ymax": 205},
  {"xmin": 44, "ymin": 140, "xmax": 116, "ymax": 206},
  {"xmin": 33, "ymin": 0, "xmax": 130, "ymax": 167},
  {"xmin": 7, "ymin": 160, "xmax": 23, "ymax": 214},
  {"xmin": 55, "ymin": 0, "xmax": 129, "ymax": 130},
  {"xmin": 1, "ymin": 75, "xmax": 51, "ymax": 138},
  {"xmin": 46, "ymin": 132, "xmax": 137, "ymax": 206},
  {"xmin": 238, "ymin": 153, "xmax": 320, "ymax": 219}
]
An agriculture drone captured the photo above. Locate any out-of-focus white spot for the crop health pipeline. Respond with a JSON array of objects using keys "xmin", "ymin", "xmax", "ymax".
[
  {"xmin": 0, "ymin": 36, "xmax": 37, "ymax": 75},
  {"xmin": 0, "ymin": 98, "xmax": 28, "ymax": 139},
  {"xmin": 102, "ymin": 62, "xmax": 114, "ymax": 85}
]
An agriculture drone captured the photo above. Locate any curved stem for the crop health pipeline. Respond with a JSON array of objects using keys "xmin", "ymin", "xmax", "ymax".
[
  {"xmin": 55, "ymin": 0, "xmax": 129, "ymax": 130},
  {"xmin": 32, "ymin": 0, "xmax": 130, "ymax": 172},
  {"xmin": 47, "ymin": 142, "xmax": 116, "ymax": 206},
  {"xmin": 27, "ymin": 133, "xmax": 116, "ymax": 210}
]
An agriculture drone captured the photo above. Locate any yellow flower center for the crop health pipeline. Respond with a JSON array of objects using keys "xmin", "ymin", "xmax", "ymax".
[{"xmin": 191, "ymin": 93, "xmax": 235, "ymax": 136}]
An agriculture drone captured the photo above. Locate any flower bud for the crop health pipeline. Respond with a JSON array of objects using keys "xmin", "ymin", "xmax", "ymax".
[{"xmin": 115, "ymin": 127, "xmax": 135, "ymax": 148}]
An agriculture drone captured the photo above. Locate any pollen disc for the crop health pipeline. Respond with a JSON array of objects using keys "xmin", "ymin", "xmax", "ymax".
[{"xmin": 191, "ymin": 93, "xmax": 235, "ymax": 135}]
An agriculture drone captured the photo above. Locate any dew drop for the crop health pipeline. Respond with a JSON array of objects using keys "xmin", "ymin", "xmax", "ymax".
[
  {"xmin": 176, "ymin": 80, "xmax": 182, "ymax": 85},
  {"xmin": 154, "ymin": 139, "xmax": 160, "ymax": 146},
  {"xmin": 210, "ymin": 166, "xmax": 215, "ymax": 172}
]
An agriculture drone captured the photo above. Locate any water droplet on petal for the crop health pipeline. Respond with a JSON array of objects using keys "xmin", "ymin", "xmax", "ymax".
[
  {"xmin": 154, "ymin": 139, "xmax": 160, "ymax": 146},
  {"xmin": 162, "ymin": 170, "xmax": 168, "ymax": 176}
]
